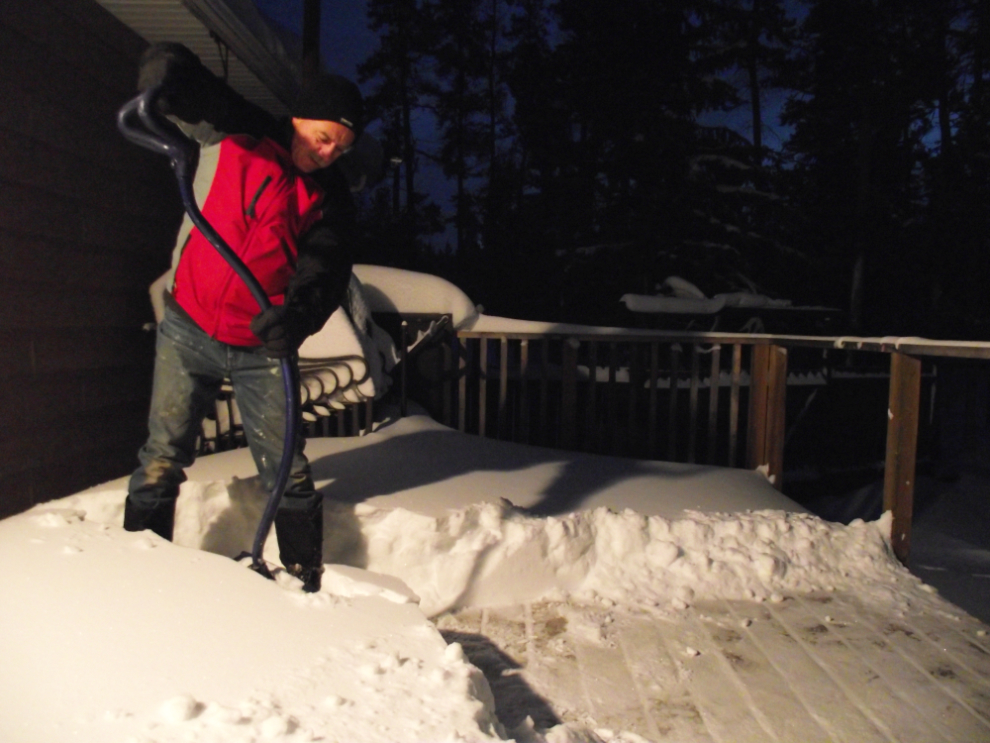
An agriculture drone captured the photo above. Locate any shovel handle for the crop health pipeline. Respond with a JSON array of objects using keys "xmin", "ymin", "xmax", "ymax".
[{"xmin": 118, "ymin": 87, "xmax": 300, "ymax": 576}]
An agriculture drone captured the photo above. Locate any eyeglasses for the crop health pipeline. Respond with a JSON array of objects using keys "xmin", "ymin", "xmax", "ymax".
[{"xmin": 318, "ymin": 135, "xmax": 354, "ymax": 156}]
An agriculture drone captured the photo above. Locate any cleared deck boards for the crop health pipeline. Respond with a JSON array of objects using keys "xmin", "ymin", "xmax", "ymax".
[{"xmin": 438, "ymin": 593, "xmax": 990, "ymax": 742}]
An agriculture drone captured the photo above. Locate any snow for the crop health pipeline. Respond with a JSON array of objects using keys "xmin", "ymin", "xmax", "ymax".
[
  {"xmin": 2, "ymin": 410, "xmax": 983, "ymax": 743},
  {"xmin": 353, "ymin": 264, "xmax": 480, "ymax": 330},
  {"xmin": 619, "ymin": 276, "xmax": 793, "ymax": 315},
  {"xmin": 0, "ymin": 506, "xmax": 501, "ymax": 743},
  {"xmin": 296, "ymin": 273, "xmax": 399, "ymax": 408}
]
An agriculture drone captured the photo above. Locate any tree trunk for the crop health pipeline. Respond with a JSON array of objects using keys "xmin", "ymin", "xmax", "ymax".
[
  {"xmin": 748, "ymin": 0, "xmax": 764, "ymax": 160},
  {"xmin": 850, "ymin": 253, "xmax": 865, "ymax": 330},
  {"xmin": 401, "ymin": 64, "xmax": 415, "ymax": 216}
]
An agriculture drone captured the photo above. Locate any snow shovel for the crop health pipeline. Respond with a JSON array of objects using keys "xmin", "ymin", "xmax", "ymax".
[{"xmin": 117, "ymin": 87, "xmax": 299, "ymax": 580}]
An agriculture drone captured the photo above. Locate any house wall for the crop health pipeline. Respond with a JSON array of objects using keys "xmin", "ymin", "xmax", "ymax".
[{"xmin": 0, "ymin": 0, "xmax": 182, "ymax": 518}]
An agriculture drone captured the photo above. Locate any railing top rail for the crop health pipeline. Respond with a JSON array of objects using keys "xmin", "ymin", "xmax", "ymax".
[{"xmin": 454, "ymin": 328, "xmax": 990, "ymax": 360}]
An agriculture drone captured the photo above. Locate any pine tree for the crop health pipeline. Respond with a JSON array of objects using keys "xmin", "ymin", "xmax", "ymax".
[
  {"xmin": 699, "ymin": 0, "xmax": 796, "ymax": 162},
  {"xmin": 922, "ymin": 0, "xmax": 990, "ymax": 336},
  {"xmin": 782, "ymin": 0, "xmax": 938, "ymax": 331},
  {"xmin": 358, "ymin": 0, "xmax": 440, "ymax": 255},
  {"xmin": 422, "ymin": 0, "xmax": 492, "ymax": 257}
]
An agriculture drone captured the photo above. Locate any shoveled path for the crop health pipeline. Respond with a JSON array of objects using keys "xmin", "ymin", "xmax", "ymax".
[{"xmin": 438, "ymin": 591, "xmax": 990, "ymax": 742}]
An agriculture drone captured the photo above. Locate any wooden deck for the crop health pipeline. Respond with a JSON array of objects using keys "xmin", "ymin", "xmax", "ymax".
[{"xmin": 439, "ymin": 591, "xmax": 990, "ymax": 742}]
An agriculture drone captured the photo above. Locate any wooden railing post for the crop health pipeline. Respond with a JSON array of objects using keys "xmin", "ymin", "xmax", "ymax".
[
  {"xmin": 747, "ymin": 346, "xmax": 768, "ymax": 470},
  {"xmin": 884, "ymin": 352, "xmax": 921, "ymax": 566},
  {"xmin": 747, "ymin": 344, "xmax": 787, "ymax": 489}
]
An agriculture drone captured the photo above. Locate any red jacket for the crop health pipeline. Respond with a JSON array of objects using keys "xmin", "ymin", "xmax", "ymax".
[{"xmin": 172, "ymin": 135, "xmax": 325, "ymax": 346}]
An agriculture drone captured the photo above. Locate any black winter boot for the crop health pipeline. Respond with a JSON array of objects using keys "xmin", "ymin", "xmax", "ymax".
[
  {"xmin": 123, "ymin": 495, "xmax": 176, "ymax": 541},
  {"xmin": 275, "ymin": 491, "xmax": 324, "ymax": 592},
  {"xmin": 284, "ymin": 563, "xmax": 325, "ymax": 593}
]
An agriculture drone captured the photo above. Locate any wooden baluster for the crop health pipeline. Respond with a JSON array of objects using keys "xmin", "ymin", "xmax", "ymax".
[
  {"xmin": 457, "ymin": 336, "xmax": 467, "ymax": 433},
  {"xmin": 586, "ymin": 341, "xmax": 599, "ymax": 452},
  {"xmin": 648, "ymin": 341, "xmax": 659, "ymax": 459},
  {"xmin": 628, "ymin": 343, "xmax": 641, "ymax": 458},
  {"xmin": 607, "ymin": 342, "xmax": 619, "ymax": 454},
  {"xmin": 729, "ymin": 344, "xmax": 742, "ymax": 467},
  {"xmin": 539, "ymin": 339, "xmax": 549, "ymax": 446},
  {"xmin": 688, "ymin": 345, "xmax": 700, "ymax": 463},
  {"xmin": 498, "ymin": 337, "xmax": 509, "ymax": 440},
  {"xmin": 479, "ymin": 338, "xmax": 488, "ymax": 438},
  {"xmin": 668, "ymin": 344, "xmax": 681, "ymax": 461},
  {"xmin": 400, "ymin": 321, "xmax": 408, "ymax": 418},
  {"xmin": 707, "ymin": 344, "xmax": 721, "ymax": 464},
  {"xmin": 519, "ymin": 340, "xmax": 530, "ymax": 444},
  {"xmin": 442, "ymin": 335, "xmax": 452, "ymax": 427},
  {"xmin": 561, "ymin": 338, "xmax": 578, "ymax": 450}
]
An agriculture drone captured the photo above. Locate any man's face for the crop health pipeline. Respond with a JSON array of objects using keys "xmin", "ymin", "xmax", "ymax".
[{"xmin": 290, "ymin": 118, "xmax": 357, "ymax": 173}]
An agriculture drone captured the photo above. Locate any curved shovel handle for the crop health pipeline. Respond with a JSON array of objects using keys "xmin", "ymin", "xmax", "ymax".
[
  {"xmin": 116, "ymin": 88, "xmax": 271, "ymax": 314},
  {"xmin": 117, "ymin": 86, "xmax": 300, "ymax": 576},
  {"xmin": 116, "ymin": 88, "xmax": 199, "ymax": 180}
]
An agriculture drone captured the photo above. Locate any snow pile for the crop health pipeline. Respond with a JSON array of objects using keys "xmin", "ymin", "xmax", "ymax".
[
  {"xmin": 54, "ymin": 481, "xmax": 904, "ymax": 618},
  {"xmin": 343, "ymin": 501, "xmax": 905, "ymax": 615},
  {"xmin": 4, "ymin": 411, "xmax": 934, "ymax": 742},
  {"xmin": 0, "ymin": 506, "xmax": 505, "ymax": 743}
]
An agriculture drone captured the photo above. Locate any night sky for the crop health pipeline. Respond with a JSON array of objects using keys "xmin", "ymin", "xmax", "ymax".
[{"xmin": 250, "ymin": 0, "xmax": 375, "ymax": 81}]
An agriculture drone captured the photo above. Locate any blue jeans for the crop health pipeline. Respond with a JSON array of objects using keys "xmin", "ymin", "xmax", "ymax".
[{"xmin": 128, "ymin": 305, "xmax": 319, "ymax": 521}]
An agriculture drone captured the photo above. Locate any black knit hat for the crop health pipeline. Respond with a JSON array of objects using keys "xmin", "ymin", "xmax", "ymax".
[{"xmin": 292, "ymin": 73, "xmax": 365, "ymax": 136}]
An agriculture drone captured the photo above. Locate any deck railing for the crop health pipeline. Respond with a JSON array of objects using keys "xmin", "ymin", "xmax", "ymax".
[
  {"xmin": 405, "ymin": 323, "xmax": 990, "ymax": 566},
  {"xmin": 198, "ymin": 316, "xmax": 989, "ymax": 568}
]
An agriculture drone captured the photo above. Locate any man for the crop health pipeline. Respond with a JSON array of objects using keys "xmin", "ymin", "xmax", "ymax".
[{"xmin": 124, "ymin": 43, "xmax": 369, "ymax": 592}]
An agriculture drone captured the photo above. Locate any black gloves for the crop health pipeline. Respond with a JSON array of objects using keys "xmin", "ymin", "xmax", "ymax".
[
  {"xmin": 250, "ymin": 305, "xmax": 310, "ymax": 359},
  {"xmin": 137, "ymin": 42, "xmax": 220, "ymax": 124}
]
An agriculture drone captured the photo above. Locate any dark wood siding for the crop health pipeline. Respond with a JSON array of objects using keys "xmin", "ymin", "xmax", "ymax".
[{"xmin": 0, "ymin": 0, "xmax": 183, "ymax": 517}]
